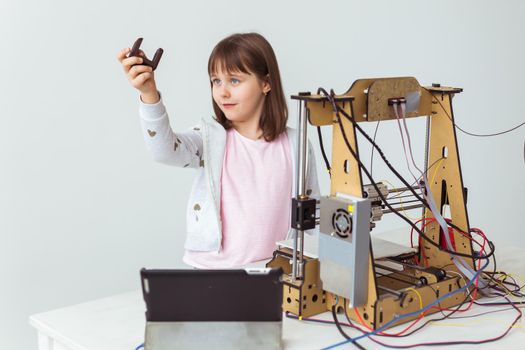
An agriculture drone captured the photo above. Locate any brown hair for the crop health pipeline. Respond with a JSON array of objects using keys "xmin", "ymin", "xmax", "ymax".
[{"xmin": 207, "ymin": 33, "xmax": 288, "ymax": 142}]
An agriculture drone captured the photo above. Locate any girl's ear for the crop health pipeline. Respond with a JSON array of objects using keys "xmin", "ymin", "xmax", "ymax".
[{"xmin": 262, "ymin": 74, "xmax": 271, "ymax": 95}]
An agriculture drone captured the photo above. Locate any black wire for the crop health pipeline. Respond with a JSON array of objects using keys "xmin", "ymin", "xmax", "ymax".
[
  {"xmin": 286, "ymin": 275, "xmax": 523, "ymax": 348},
  {"xmin": 370, "ymin": 120, "xmax": 381, "ymax": 178},
  {"xmin": 478, "ymin": 251, "xmax": 498, "ymax": 293},
  {"xmin": 317, "ymin": 126, "xmax": 332, "ymax": 178},
  {"xmin": 425, "ymin": 87, "xmax": 525, "ymax": 164},
  {"xmin": 477, "ymin": 250, "xmax": 525, "ymax": 297},
  {"xmin": 375, "ymin": 269, "xmax": 523, "ymax": 341},
  {"xmin": 286, "ymin": 289, "xmax": 521, "ymax": 348},
  {"xmin": 289, "ymin": 88, "xmax": 522, "ymax": 349},
  {"xmin": 313, "ymin": 229, "xmax": 517, "ymax": 348},
  {"xmin": 332, "ymin": 91, "xmax": 488, "ymax": 242},
  {"xmin": 476, "ymin": 251, "xmax": 523, "ymax": 297},
  {"xmin": 342, "ymin": 295, "xmax": 522, "ymax": 348},
  {"xmin": 337, "ymin": 88, "xmax": 497, "ymax": 258},
  {"xmin": 385, "ymin": 286, "xmax": 475, "ymax": 338},
  {"xmin": 317, "ymin": 87, "xmax": 427, "ymax": 205},
  {"xmin": 307, "ymin": 89, "xmax": 521, "ymax": 345},
  {"xmin": 475, "ymin": 299, "xmax": 525, "ymax": 306},
  {"xmin": 317, "ymin": 88, "xmax": 495, "ymax": 260},
  {"xmin": 488, "ymin": 287, "xmax": 520, "ymax": 298},
  {"xmin": 422, "ymin": 87, "xmax": 525, "ymax": 137},
  {"xmin": 446, "ymin": 119, "xmax": 524, "ymax": 137},
  {"xmin": 484, "ymin": 276, "xmax": 525, "ymax": 297},
  {"xmin": 331, "ymin": 305, "xmax": 368, "ymax": 350},
  {"xmin": 388, "ymin": 157, "xmax": 443, "ymax": 200},
  {"xmin": 322, "ymin": 89, "xmax": 469, "ymax": 237},
  {"xmin": 337, "ymin": 97, "xmax": 472, "ymax": 238},
  {"xmin": 447, "ymin": 305, "xmax": 525, "ymax": 319},
  {"xmin": 289, "ymin": 307, "xmax": 523, "ymax": 349}
]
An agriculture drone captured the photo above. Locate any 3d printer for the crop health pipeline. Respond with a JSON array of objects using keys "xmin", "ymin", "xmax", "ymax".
[{"xmin": 267, "ymin": 77, "xmax": 490, "ymax": 331}]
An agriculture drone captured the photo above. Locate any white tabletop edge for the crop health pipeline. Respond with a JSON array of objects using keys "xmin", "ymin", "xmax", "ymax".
[{"xmin": 29, "ymin": 315, "xmax": 89, "ymax": 350}]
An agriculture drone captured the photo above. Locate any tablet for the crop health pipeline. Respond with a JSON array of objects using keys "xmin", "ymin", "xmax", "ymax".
[{"xmin": 140, "ymin": 268, "xmax": 283, "ymax": 322}]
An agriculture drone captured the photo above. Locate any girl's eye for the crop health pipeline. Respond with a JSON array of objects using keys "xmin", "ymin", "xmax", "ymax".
[
  {"xmin": 231, "ymin": 78, "xmax": 240, "ymax": 85},
  {"xmin": 212, "ymin": 79, "xmax": 221, "ymax": 85}
]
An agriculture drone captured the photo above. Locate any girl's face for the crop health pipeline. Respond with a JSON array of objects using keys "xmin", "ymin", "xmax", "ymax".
[{"xmin": 210, "ymin": 67, "xmax": 271, "ymax": 125}]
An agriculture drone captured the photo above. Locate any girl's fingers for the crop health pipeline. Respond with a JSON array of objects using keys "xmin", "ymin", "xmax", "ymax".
[
  {"xmin": 131, "ymin": 72, "xmax": 152, "ymax": 88},
  {"xmin": 128, "ymin": 48, "xmax": 145, "ymax": 58},
  {"xmin": 116, "ymin": 47, "xmax": 130, "ymax": 62},
  {"xmin": 118, "ymin": 47, "xmax": 147, "ymax": 72},
  {"xmin": 122, "ymin": 56, "xmax": 144, "ymax": 72},
  {"xmin": 118, "ymin": 45, "xmax": 155, "ymax": 90},
  {"xmin": 128, "ymin": 64, "xmax": 153, "ymax": 80},
  {"xmin": 138, "ymin": 72, "xmax": 152, "ymax": 84}
]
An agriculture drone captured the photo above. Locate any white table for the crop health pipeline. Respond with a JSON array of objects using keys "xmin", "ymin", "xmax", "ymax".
[
  {"xmin": 29, "ymin": 244, "xmax": 525, "ymax": 350},
  {"xmin": 29, "ymin": 289, "xmax": 525, "ymax": 350}
]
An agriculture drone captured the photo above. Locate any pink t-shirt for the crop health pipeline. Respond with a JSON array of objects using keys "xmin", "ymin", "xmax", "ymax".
[{"xmin": 184, "ymin": 128, "xmax": 292, "ymax": 268}]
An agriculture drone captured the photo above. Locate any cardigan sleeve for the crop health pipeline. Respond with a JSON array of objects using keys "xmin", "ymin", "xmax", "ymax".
[{"xmin": 139, "ymin": 94, "xmax": 204, "ymax": 169}]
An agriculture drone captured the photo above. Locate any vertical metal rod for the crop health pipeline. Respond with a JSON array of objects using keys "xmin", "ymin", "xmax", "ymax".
[
  {"xmin": 292, "ymin": 100, "xmax": 308, "ymax": 281},
  {"xmin": 299, "ymin": 103, "xmax": 308, "ymax": 268},
  {"xmin": 298, "ymin": 102, "xmax": 308, "ymax": 200},
  {"xmin": 291, "ymin": 101, "xmax": 301, "ymax": 280},
  {"xmin": 422, "ymin": 115, "xmax": 431, "ymax": 220}
]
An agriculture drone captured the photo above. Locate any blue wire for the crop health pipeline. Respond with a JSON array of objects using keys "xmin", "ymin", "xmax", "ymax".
[
  {"xmin": 135, "ymin": 343, "xmax": 144, "ymax": 350},
  {"xmin": 321, "ymin": 258, "xmax": 490, "ymax": 350}
]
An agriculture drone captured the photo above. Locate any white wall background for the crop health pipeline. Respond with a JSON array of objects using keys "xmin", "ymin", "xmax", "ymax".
[{"xmin": 1, "ymin": 0, "xmax": 524, "ymax": 348}]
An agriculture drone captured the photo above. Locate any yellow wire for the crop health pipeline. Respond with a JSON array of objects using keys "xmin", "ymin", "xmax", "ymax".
[
  {"xmin": 486, "ymin": 272, "xmax": 525, "ymax": 302},
  {"xmin": 380, "ymin": 179, "xmax": 421, "ymax": 220},
  {"xmin": 430, "ymin": 270, "xmax": 525, "ymax": 330},
  {"xmin": 429, "ymin": 158, "xmax": 445, "ymax": 188},
  {"xmin": 483, "ymin": 272, "xmax": 523, "ymax": 299},
  {"xmin": 488, "ymin": 273, "xmax": 513, "ymax": 297},
  {"xmin": 429, "ymin": 320, "xmax": 525, "ymax": 333},
  {"xmin": 503, "ymin": 273, "xmax": 523, "ymax": 287},
  {"xmin": 405, "ymin": 287, "xmax": 424, "ymax": 313},
  {"xmin": 379, "ymin": 158, "xmax": 445, "ymax": 222},
  {"xmin": 421, "ymin": 157, "xmax": 447, "ymax": 224}
]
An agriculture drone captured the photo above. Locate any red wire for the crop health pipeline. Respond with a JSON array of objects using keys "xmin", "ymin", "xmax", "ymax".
[
  {"xmin": 353, "ymin": 307, "xmax": 433, "ymax": 336},
  {"xmin": 411, "ymin": 217, "xmax": 434, "ymax": 267},
  {"xmin": 287, "ymin": 294, "xmax": 522, "ymax": 348},
  {"xmin": 286, "ymin": 224, "xmax": 517, "ymax": 347},
  {"xmin": 436, "ymin": 227, "xmax": 487, "ymax": 313},
  {"xmin": 348, "ymin": 222, "xmax": 490, "ymax": 336}
]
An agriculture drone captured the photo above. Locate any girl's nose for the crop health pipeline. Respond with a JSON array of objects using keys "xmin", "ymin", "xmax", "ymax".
[{"xmin": 219, "ymin": 84, "xmax": 230, "ymax": 98}]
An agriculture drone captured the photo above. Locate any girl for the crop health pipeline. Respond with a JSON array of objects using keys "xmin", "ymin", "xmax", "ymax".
[{"xmin": 117, "ymin": 32, "xmax": 320, "ymax": 268}]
